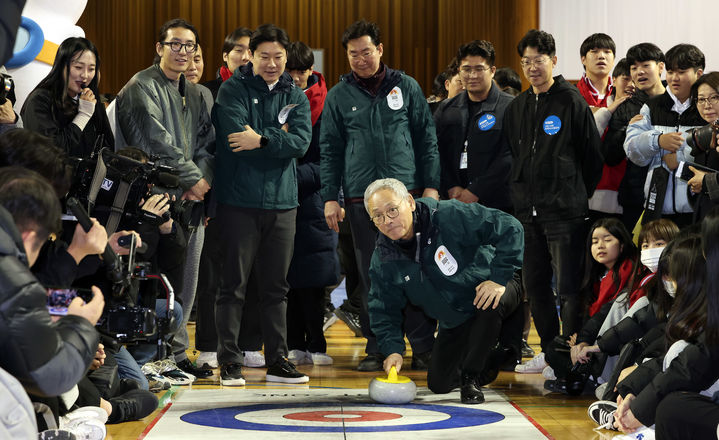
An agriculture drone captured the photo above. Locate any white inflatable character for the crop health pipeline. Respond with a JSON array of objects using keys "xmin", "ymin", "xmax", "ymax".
[{"xmin": 6, "ymin": 0, "xmax": 87, "ymax": 110}]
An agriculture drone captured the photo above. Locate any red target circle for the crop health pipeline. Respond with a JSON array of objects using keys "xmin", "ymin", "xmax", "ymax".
[{"xmin": 283, "ymin": 410, "xmax": 402, "ymax": 423}]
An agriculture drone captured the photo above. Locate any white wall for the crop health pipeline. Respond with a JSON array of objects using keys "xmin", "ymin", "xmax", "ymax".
[{"xmin": 539, "ymin": 0, "xmax": 719, "ymax": 80}]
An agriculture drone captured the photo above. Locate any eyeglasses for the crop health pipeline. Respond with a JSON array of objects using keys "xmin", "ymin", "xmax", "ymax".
[
  {"xmin": 160, "ymin": 41, "xmax": 197, "ymax": 53},
  {"xmin": 459, "ymin": 65, "xmax": 491, "ymax": 76},
  {"xmin": 371, "ymin": 205, "xmax": 401, "ymax": 226},
  {"xmin": 697, "ymin": 95, "xmax": 719, "ymax": 106},
  {"xmin": 349, "ymin": 49, "xmax": 377, "ymax": 61},
  {"xmin": 520, "ymin": 56, "xmax": 550, "ymax": 69}
]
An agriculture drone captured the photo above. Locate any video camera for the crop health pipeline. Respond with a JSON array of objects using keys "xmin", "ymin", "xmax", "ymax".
[
  {"xmin": 687, "ymin": 120, "xmax": 719, "ymax": 154},
  {"xmin": 67, "ymin": 148, "xmax": 182, "ymax": 232}
]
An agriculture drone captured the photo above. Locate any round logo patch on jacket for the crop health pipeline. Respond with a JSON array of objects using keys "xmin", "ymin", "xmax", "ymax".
[
  {"xmin": 543, "ymin": 115, "xmax": 561, "ymax": 135},
  {"xmin": 478, "ymin": 114, "xmax": 496, "ymax": 131},
  {"xmin": 434, "ymin": 245, "xmax": 458, "ymax": 276},
  {"xmin": 387, "ymin": 87, "xmax": 404, "ymax": 110}
]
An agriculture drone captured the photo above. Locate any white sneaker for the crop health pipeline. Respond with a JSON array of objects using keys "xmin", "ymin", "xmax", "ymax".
[
  {"xmin": 59, "ymin": 409, "xmax": 107, "ymax": 440},
  {"xmin": 288, "ymin": 349, "xmax": 311, "ymax": 365},
  {"xmin": 515, "ymin": 352, "xmax": 547, "ymax": 373},
  {"xmin": 309, "ymin": 352, "xmax": 333, "ymax": 365},
  {"xmin": 243, "ymin": 350, "xmax": 266, "ymax": 368},
  {"xmin": 542, "ymin": 365, "xmax": 556, "ymax": 380},
  {"xmin": 150, "ymin": 359, "xmax": 195, "ymax": 385},
  {"xmin": 61, "ymin": 406, "xmax": 108, "ymax": 425},
  {"xmin": 196, "ymin": 351, "xmax": 218, "ymax": 369}
]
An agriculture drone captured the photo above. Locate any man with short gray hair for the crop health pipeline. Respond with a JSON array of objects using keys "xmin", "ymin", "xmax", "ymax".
[{"xmin": 365, "ymin": 178, "xmax": 523, "ymax": 403}]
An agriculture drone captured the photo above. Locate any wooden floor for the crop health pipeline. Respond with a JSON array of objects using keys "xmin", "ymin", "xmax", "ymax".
[{"xmin": 106, "ymin": 320, "xmax": 620, "ymax": 440}]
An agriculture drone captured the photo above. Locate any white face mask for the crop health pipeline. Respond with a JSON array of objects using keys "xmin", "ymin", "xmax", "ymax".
[
  {"xmin": 663, "ymin": 279, "xmax": 677, "ymax": 298},
  {"xmin": 641, "ymin": 246, "xmax": 665, "ymax": 273}
]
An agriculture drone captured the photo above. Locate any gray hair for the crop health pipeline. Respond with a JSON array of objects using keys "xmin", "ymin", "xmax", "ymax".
[{"xmin": 363, "ymin": 178, "xmax": 410, "ymax": 214}]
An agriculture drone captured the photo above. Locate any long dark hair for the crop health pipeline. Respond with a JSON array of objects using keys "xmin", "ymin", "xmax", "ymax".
[
  {"xmin": 666, "ymin": 235, "xmax": 706, "ymax": 344},
  {"xmin": 33, "ymin": 37, "xmax": 101, "ymax": 120},
  {"xmin": 702, "ymin": 207, "xmax": 719, "ymax": 345},
  {"xmin": 581, "ymin": 218, "xmax": 639, "ymax": 304},
  {"xmin": 645, "ymin": 238, "xmax": 676, "ymax": 320}
]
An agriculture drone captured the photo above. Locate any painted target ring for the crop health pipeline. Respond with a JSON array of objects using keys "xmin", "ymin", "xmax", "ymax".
[{"xmin": 180, "ymin": 402, "xmax": 505, "ymax": 432}]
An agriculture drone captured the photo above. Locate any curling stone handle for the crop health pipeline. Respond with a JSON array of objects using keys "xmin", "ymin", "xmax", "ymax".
[{"xmin": 388, "ymin": 366, "xmax": 398, "ymax": 382}]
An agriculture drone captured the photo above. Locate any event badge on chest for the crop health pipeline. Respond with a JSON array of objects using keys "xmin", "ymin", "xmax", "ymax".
[
  {"xmin": 435, "ymin": 245, "xmax": 458, "ymax": 276},
  {"xmin": 387, "ymin": 86, "xmax": 403, "ymax": 110}
]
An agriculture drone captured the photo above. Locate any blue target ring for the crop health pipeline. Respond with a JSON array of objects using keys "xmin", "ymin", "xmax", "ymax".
[{"xmin": 180, "ymin": 402, "xmax": 505, "ymax": 432}]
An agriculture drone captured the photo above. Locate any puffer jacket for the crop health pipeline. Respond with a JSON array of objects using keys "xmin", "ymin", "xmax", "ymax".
[
  {"xmin": 0, "ymin": 206, "xmax": 99, "ymax": 397},
  {"xmin": 115, "ymin": 64, "xmax": 215, "ymax": 195}
]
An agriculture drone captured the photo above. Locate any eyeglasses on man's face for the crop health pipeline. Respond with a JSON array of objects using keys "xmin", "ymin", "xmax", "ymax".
[
  {"xmin": 459, "ymin": 65, "xmax": 491, "ymax": 76},
  {"xmin": 348, "ymin": 48, "xmax": 377, "ymax": 61},
  {"xmin": 161, "ymin": 41, "xmax": 197, "ymax": 53},
  {"xmin": 520, "ymin": 56, "xmax": 550, "ymax": 69},
  {"xmin": 371, "ymin": 205, "xmax": 401, "ymax": 226}
]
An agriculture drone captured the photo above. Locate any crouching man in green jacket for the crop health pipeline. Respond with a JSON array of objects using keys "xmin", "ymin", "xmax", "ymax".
[{"xmin": 365, "ymin": 178, "xmax": 523, "ymax": 404}]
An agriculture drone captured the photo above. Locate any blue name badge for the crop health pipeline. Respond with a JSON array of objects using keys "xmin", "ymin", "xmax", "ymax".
[
  {"xmin": 543, "ymin": 115, "xmax": 561, "ymax": 135},
  {"xmin": 477, "ymin": 113, "xmax": 496, "ymax": 131}
]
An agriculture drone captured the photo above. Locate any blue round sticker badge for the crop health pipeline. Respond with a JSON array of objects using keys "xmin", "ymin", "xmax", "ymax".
[
  {"xmin": 477, "ymin": 113, "xmax": 496, "ymax": 131},
  {"xmin": 543, "ymin": 115, "xmax": 561, "ymax": 135}
]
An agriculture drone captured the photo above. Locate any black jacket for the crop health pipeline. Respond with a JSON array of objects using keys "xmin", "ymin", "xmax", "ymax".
[
  {"xmin": 434, "ymin": 84, "xmax": 514, "ymax": 211},
  {"xmin": 597, "ymin": 302, "xmax": 661, "ymax": 356},
  {"xmin": 503, "ymin": 76, "xmax": 603, "ymax": 222},
  {"xmin": 617, "ymin": 333, "xmax": 719, "ymax": 426},
  {"xmin": 0, "ymin": 206, "xmax": 99, "ymax": 397},
  {"xmin": 21, "ymin": 88, "xmax": 114, "ymax": 158},
  {"xmin": 603, "ymin": 89, "xmax": 652, "ymax": 213}
]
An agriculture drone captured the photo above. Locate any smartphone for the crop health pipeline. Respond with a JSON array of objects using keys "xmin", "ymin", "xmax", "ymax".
[{"xmin": 46, "ymin": 288, "xmax": 93, "ymax": 316}]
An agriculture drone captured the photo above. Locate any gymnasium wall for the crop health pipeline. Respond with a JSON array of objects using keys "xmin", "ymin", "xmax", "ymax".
[{"xmin": 77, "ymin": 0, "xmax": 539, "ymax": 95}]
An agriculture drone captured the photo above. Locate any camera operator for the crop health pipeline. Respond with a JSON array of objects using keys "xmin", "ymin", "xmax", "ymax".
[
  {"xmin": 0, "ymin": 166, "xmax": 104, "ymax": 405},
  {"xmin": 685, "ymin": 72, "xmax": 719, "ymax": 222},
  {"xmin": 0, "ymin": 66, "xmax": 21, "ymax": 135}
]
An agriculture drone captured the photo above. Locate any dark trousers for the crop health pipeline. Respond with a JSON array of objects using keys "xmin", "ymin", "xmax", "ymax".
[
  {"xmin": 346, "ymin": 202, "xmax": 436, "ymax": 355},
  {"xmin": 196, "ymin": 218, "xmax": 262, "ymax": 352},
  {"xmin": 655, "ymin": 391, "xmax": 719, "ymax": 440},
  {"xmin": 337, "ymin": 219, "xmax": 362, "ymax": 313},
  {"xmin": 522, "ymin": 217, "xmax": 587, "ymax": 351},
  {"xmin": 215, "ymin": 204, "xmax": 296, "ymax": 366},
  {"xmin": 427, "ymin": 276, "xmax": 522, "ymax": 393},
  {"xmin": 287, "ymin": 287, "xmax": 327, "ymax": 353}
]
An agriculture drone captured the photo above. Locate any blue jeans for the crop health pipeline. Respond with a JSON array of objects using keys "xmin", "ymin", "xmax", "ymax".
[
  {"xmin": 521, "ymin": 217, "xmax": 587, "ymax": 351},
  {"xmin": 114, "ymin": 346, "xmax": 149, "ymax": 390}
]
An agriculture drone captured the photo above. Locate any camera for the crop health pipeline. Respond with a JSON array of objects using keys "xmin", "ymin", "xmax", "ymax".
[
  {"xmin": 66, "ymin": 148, "xmax": 181, "ymax": 231},
  {"xmin": 97, "ymin": 305, "xmax": 157, "ymax": 342},
  {"xmin": 0, "ymin": 72, "xmax": 14, "ymax": 105},
  {"xmin": 687, "ymin": 120, "xmax": 719, "ymax": 154}
]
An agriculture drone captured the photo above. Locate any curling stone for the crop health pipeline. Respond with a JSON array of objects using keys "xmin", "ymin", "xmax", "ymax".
[{"xmin": 368, "ymin": 366, "xmax": 416, "ymax": 404}]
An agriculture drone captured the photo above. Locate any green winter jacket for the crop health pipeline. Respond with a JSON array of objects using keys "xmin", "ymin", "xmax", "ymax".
[
  {"xmin": 320, "ymin": 67, "xmax": 440, "ymax": 201},
  {"xmin": 368, "ymin": 198, "xmax": 523, "ymax": 357},
  {"xmin": 212, "ymin": 64, "xmax": 312, "ymax": 209}
]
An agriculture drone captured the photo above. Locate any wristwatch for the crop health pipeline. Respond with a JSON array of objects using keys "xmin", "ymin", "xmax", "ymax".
[{"xmin": 260, "ymin": 135, "xmax": 269, "ymax": 147}]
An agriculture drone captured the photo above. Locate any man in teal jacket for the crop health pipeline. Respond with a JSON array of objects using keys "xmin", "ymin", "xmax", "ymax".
[
  {"xmin": 320, "ymin": 20, "xmax": 441, "ymax": 372},
  {"xmin": 212, "ymin": 24, "xmax": 312, "ymax": 386},
  {"xmin": 365, "ymin": 178, "xmax": 523, "ymax": 404}
]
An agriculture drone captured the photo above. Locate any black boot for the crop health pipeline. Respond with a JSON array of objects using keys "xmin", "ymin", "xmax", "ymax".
[{"xmin": 460, "ymin": 373, "xmax": 485, "ymax": 404}]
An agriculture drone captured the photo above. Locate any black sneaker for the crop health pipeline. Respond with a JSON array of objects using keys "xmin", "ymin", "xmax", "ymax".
[
  {"xmin": 107, "ymin": 389, "xmax": 159, "ymax": 424},
  {"xmin": 334, "ymin": 308, "xmax": 363, "ymax": 337},
  {"xmin": 521, "ymin": 339, "xmax": 536, "ymax": 358},
  {"xmin": 177, "ymin": 358, "xmax": 213, "ymax": 378},
  {"xmin": 266, "ymin": 357, "xmax": 309, "ymax": 383},
  {"xmin": 357, "ymin": 353, "xmax": 385, "ymax": 372},
  {"xmin": 460, "ymin": 373, "xmax": 485, "ymax": 404},
  {"xmin": 411, "ymin": 350, "xmax": 431, "ymax": 370},
  {"xmin": 588, "ymin": 400, "xmax": 618, "ymax": 430},
  {"xmin": 220, "ymin": 363, "xmax": 246, "ymax": 386}
]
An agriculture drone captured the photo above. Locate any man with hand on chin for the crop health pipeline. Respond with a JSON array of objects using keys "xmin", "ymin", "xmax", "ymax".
[
  {"xmin": 365, "ymin": 178, "xmax": 523, "ymax": 404},
  {"xmin": 212, "ymin": 24, "xmax": 312, "ymax": 386}
]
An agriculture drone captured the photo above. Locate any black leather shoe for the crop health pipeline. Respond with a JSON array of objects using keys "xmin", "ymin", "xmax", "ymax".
[
  {"xmin": 357, "ymin": 353, "xmax": 385, "ymax": 372},
  {"xmin": 411, "ymin": 351, "xmax": 431, "ymax": 370},
  {"xmin": 460, "ymin": 373, "xmax": 485, "ymax": 404},
  {"xmin": 177, "ymin": 358, "xmax": 213, "ymax": 378}
]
